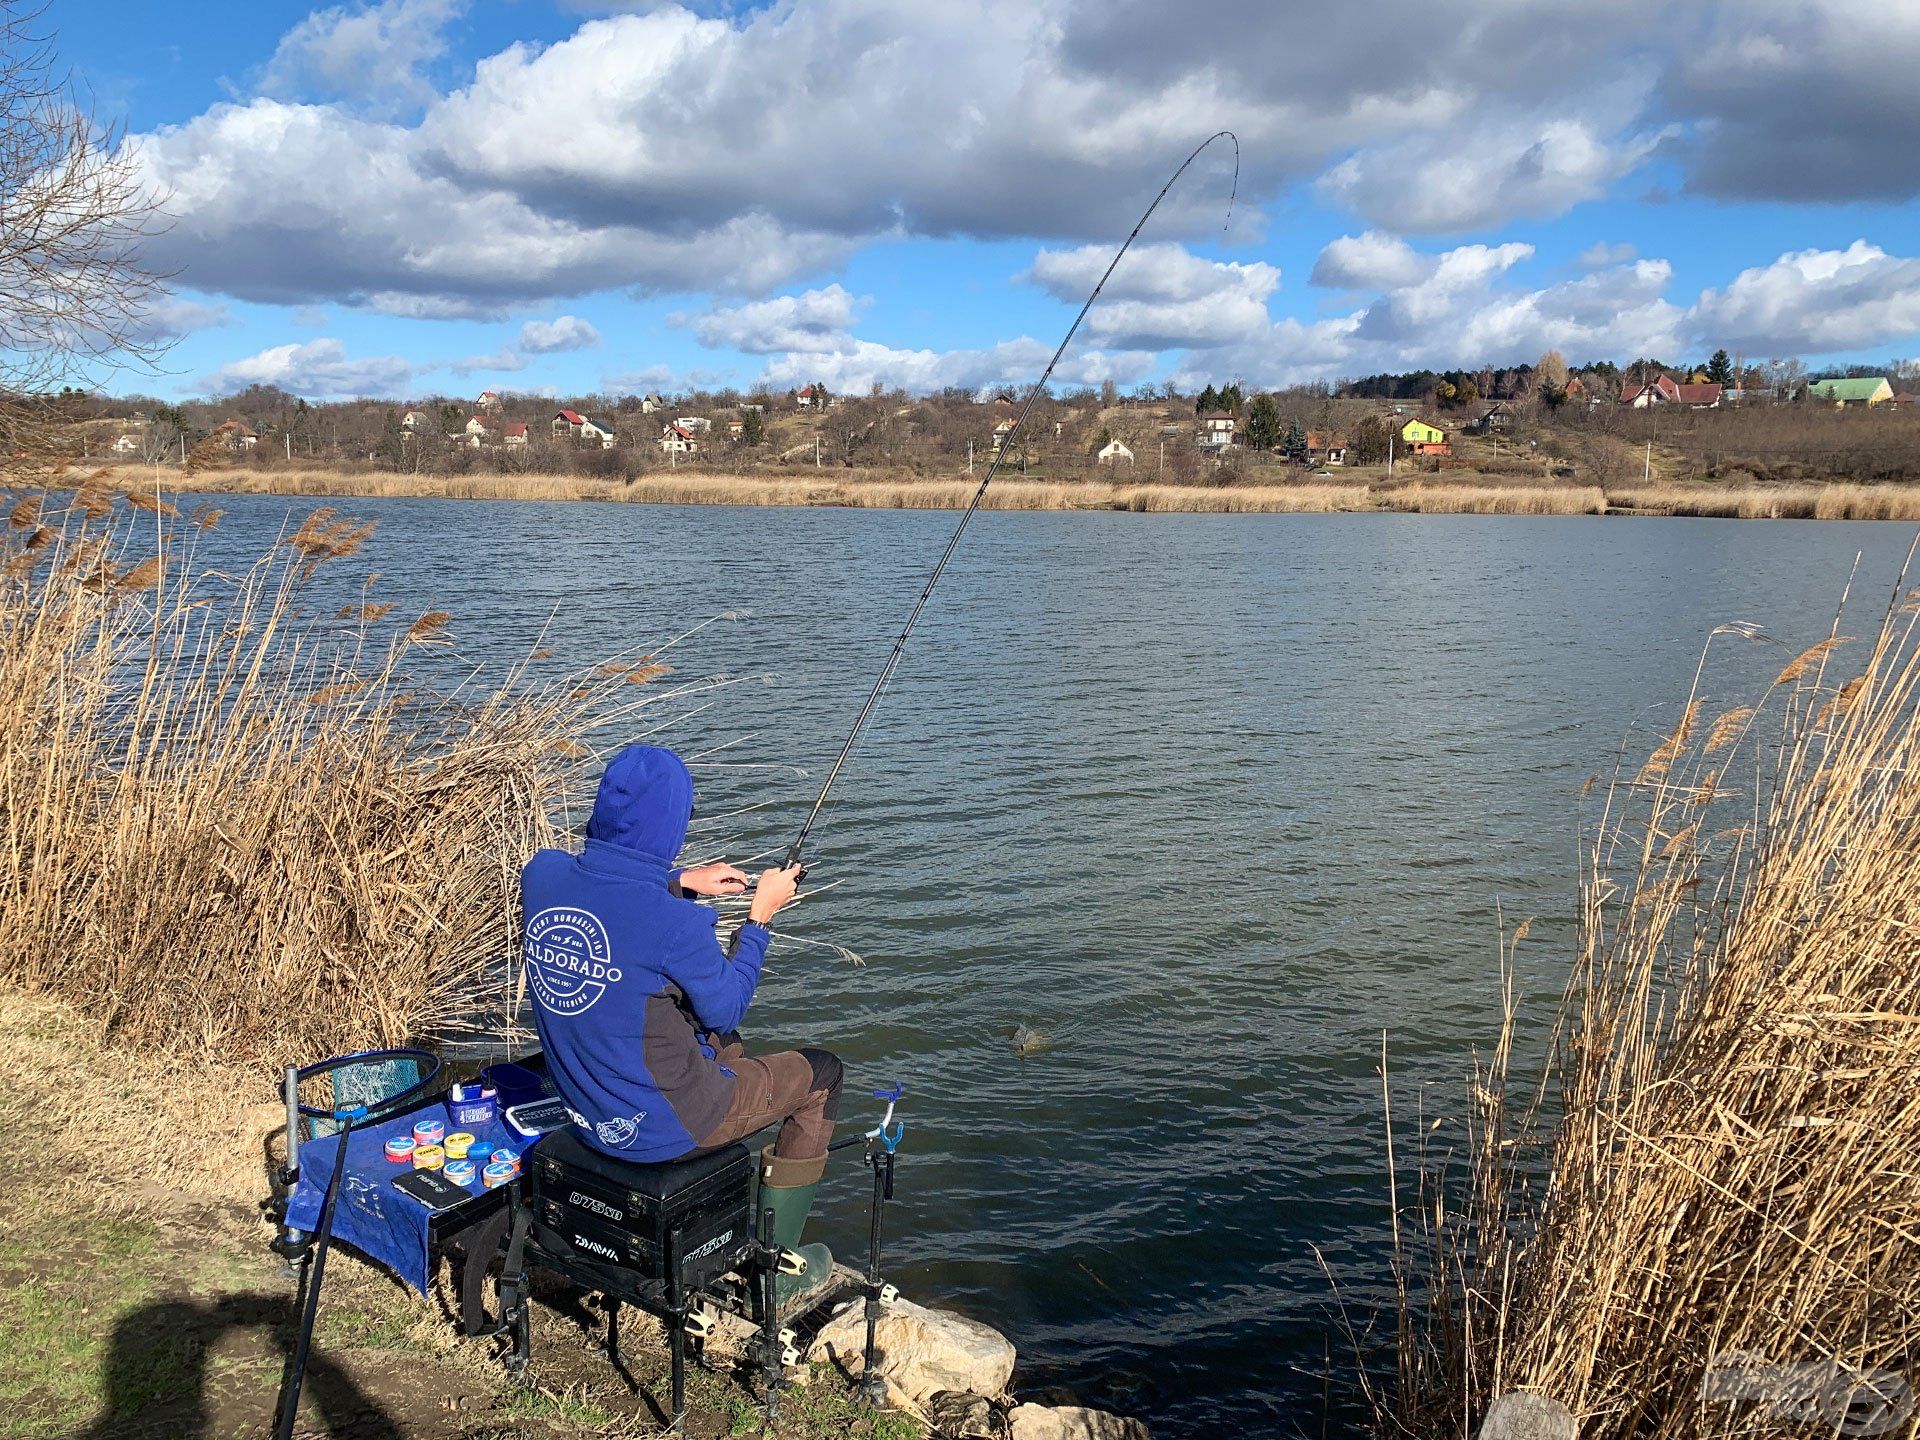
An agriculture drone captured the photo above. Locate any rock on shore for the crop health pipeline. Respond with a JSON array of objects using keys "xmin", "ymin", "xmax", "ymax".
[{"xmin": 807, "ymin": 1292, "xmax": 1148, "ymax": 1437}]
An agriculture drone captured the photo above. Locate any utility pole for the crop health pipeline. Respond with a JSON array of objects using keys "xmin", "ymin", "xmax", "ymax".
[
  {"xmin": 1158, "ymin": 439, "xmax": 1164, "ymax": 480},
  {"xmin": 1387, "ymin": 429, "xmax": 1395, "ymax": 481},
  {"xmin": 966, "ymin": 439, "xmax": 973, "ymax": 476},
  {"xmin": 815, "ymin": 436, "xmax": 821, "ymax": 469}
]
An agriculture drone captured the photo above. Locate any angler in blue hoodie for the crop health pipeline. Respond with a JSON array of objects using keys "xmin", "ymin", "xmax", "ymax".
[{"xmin": 520, "ymin": 743, "xmax": 841, "ymax": 1300}]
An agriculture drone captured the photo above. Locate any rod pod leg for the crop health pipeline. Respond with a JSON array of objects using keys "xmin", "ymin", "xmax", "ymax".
[
  {"xmin": 665, "ymin": 1228, "xmax": 687, "ymax": 1434},
  {"xmin": 760, "ymin": 1203, "xmax": 784, "ymax": 1424},
  {"xmin": 858, "ymin": 1150, "xmax": 890, "ymax": 1408},
  {"xmin": 273, "ymin": 1112, "xmax": 356, "ymax": 1440}
]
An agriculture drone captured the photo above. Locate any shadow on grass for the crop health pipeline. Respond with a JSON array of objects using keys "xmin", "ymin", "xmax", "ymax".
[{"xmin": 71, "ymin": 1294, "xmax": 402, "ymax": 1440}]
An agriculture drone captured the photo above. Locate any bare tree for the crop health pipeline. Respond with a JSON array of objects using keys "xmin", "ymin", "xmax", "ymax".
[{"xmin": 0, "ymin": 3, "xmax": 168, "ymax": 467}]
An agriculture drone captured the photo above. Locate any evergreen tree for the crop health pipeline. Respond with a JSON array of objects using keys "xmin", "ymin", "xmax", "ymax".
[
  {"xmin": 741, "ymin": 410, "xmax": 765, "ymax": 446},
  {"xmin": 1196, "ymin": 383, "xmax": 1221, "ymax": 414},
  {"xmin": 1707, "ymin": 349, "xmax": 1734, "ymax": 387},
  {"xmin": 1220, "ymin": 382, "xmax": 1244, "ymax": 412},
  {"xmin": 1279, "ymin": 420, "xmax": 1308, "ymax": 463},
  {"xmin": 1245, "ymin": 392, "xmax": 1282, "ymax": 450}
]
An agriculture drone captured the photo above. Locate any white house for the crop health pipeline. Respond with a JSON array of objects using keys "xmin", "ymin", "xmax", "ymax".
[
  {"xmin": 1097, "ymin": 438, "xmax": 1134, "ymax": 466},
  {"xmin": 661, "ymin": 423, "xmax": 699, "ymax": 456},
  {"xmin": 579, "ymin": 417, "xmax": 616, "ymax": 448},
  {"xmin": 503, "ymin": 422, "xmax": 528, "ymax": 448},
  {"xmin": 675, "ymin": 416, "xmax": 712, "ymax": 434},
  {"xmin": 476, "ymin": 391, "xmax": 502, "ymax": 413},
  {"xmin": 400, "ymin": 409, "xmax": 428, "ymax": 432},
  {"xmin": 1196, "ymin": 411, "xmax": 1236, "ymax": 449},
  {"xmin": 552, "ymin": 408, "xmax": 586, "ymax": 439},
  {"xmin": 640, "ymin": 394, "xmax": 666, "ymax": 414},
  {"xmin": 991, "ymin": 418, "xmax": 1019, "ymax": 450},
  {"xmin": 110, "ymin": 433, "xmax": 141, "ymax": 455},
  {"xmin": 795, "ymin": 384, "xmax": 822, "ymax": 409},
  {"xmin": 464, "ymin": 416, "xmax": 491, "ymax": 447}
]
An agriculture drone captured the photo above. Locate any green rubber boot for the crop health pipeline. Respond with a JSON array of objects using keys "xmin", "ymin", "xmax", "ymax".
[{"xmin": 758, "ymin": 1147, "xmax": 835, "ymax": 1313}]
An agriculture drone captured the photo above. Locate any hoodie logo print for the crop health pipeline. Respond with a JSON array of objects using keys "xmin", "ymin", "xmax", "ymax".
[{"xmin": 524, "ymin": 906, "xmax": 622, "ymax": 1016}]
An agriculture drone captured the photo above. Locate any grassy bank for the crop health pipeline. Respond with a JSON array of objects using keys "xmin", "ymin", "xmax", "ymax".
[
  {"xmin": 81, "ymin": 463, "xmax": 1920, "ymax": 519},
  {"xmin": 1383, "ymin": 560, "xmax": 1920, "ymax": 1436},
  {"xmin": 0, "ymin": 992, "xmax": 913, "ymax": 1439}
]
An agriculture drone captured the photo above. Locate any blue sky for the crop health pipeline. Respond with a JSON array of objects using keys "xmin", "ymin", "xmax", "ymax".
[{"xmin": 64, "ymin": 0, "xmax": 1920, "ymax": 401}]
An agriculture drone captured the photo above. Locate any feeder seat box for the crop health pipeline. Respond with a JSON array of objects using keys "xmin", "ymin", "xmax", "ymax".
[{"xmin": 524, "ymin": 1126, "xmax": 755, "ymax": 1294}]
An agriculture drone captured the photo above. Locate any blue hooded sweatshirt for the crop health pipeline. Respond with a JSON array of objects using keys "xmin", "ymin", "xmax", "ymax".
[{"xmin": 519, "ymin": 744, "xmax": 770, "ymax": 1162}]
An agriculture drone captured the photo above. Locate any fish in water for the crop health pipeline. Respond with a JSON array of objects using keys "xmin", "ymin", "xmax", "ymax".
[{"xmin": 1011, "ymin": 1024, "xmax": 1053, "ymax": 1058}]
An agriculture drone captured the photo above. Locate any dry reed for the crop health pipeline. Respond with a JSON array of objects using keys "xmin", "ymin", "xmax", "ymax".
[
  {"xmin": 83, "ymin": 465, "xmax": 1920, "ymax": 523},
  {"xmin": 1382, "ymin": 548, "xmax": 1920, "ymax": 1437},
  {"xmin": 1375, "ymin": 483, "xmax": 1607, "ymax": 517},
  {"xmin": 0, "ymin": 484, "xmax": 669, "ymax": 1070},
  {"xmin": 1609, "ymin": 482, "xmax": 1920, "ymax": 521}
]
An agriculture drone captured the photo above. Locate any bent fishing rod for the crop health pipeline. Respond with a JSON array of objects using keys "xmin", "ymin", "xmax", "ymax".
[{"xmin": 781, "ymin": 130, "xmax": 1240, "ymax": 874}]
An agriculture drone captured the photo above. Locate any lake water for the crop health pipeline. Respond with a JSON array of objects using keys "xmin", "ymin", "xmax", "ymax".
[{"xmin": 207, "ymin": 496, "xmax": 1918, "ymax": 1436}]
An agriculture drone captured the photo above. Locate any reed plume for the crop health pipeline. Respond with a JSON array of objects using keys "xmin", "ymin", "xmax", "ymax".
[{"xmin": 1380, "ymin": 543, "xmax": 1920, "ymax": 1438}]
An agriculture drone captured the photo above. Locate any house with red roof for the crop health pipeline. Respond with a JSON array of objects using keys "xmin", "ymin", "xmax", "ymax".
[
  {"xmin": 552, "ymin": 408, "xmax": 587, "ymax": 439},
  {"xmin": 660, "ymin": 422, "xmax": 699, "ymax": 456},
  {"xmin": 503, "ymin": 422, "xmax": 528, "ymax": 448},
  {"xmin": 1620, "ymin": 373, "xmax": 1683, "ymax": 407},
  {"xmin": 213, "ymin": 418, "xmax": 257, "ymax": 451},
  {"xmin": 1673, "ymin": 381, "xmax": 1723, "ymax": 408}
]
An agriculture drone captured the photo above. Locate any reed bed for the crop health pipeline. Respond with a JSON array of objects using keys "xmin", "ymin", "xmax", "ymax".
[
  {"xmin": 89, "ymin": 464, "xmax": 1920, "ymax": 522},
  {"xmin": 1608, "ymin": 481, "xmax": 1920, "ymax": 521},
  {"xmin": 0, "ymin": 474, "xmax": 671, "ymax": 1070},
  {"xmin": 1374, "ymin": 483, "xmax": 1607, "ymax": 516},
  {"xmin": 1383, "ymin": 551, "xmax": 1920, "ymax": 1437}
]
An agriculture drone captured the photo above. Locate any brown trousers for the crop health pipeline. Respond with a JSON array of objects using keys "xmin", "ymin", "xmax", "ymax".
[{"xmin": 695, "ymin": 1033, "xmax": 843, "ymax": 1163}]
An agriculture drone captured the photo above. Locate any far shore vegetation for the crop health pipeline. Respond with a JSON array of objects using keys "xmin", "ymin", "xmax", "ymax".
[
  {"xmin": 66, "ymin": 461, "xmax": 1920, "ymax": 522},
  {"xmin": 63, "ymin": 358, "xmax": 1920, "ymax": 520}
]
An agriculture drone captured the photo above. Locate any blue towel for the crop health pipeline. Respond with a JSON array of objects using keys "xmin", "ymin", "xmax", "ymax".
[{"xmin": 284, "ymin": 1098, "xmax": 536, "ymax": 1294}]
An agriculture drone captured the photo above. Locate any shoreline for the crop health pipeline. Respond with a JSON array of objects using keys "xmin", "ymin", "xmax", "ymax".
[{"xmin": 77, "ymin": 464, "xmax": 1920, "ymax": 520}]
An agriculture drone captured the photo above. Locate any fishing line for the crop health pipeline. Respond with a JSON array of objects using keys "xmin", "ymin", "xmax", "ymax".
[{"xmin": 782, "ymin": 130, "xmax": 1240, "ymax": 871}]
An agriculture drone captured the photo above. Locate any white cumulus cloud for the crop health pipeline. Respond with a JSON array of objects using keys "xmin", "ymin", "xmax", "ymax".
[
  {"xmin": 1687, "ymin": 242, "xmax": 1920, "ymax": 355},
  {"xmin": 680, "ymin": 286, "xmax": 866, "ymax": 354},
  {"xmin": 1318, "ymin": 116, "xmax": 1672, "ymax": 234},
  {"xmin": 518, "ymin": 315, "xmax": 601, "ymax": 353},
  {"xmin": 259, "ymin": 0, "xmax": 467, "ymax": 113},
  {"xmin": 1021, "ymin": 243, "xmax": 1280, "ymax": 350},
  {"xmin": 198, "ymin": 337, "xmax": 414, "ymax": 398}
]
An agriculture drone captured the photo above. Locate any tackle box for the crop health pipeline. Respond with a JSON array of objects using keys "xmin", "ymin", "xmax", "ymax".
[{"xmin": 523, "ymin": 1126, "xmax": 755, "ymax": 1290}]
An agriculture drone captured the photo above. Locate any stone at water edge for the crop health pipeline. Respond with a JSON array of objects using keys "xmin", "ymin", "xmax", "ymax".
[
  {"xmin": 808, "ymin": 1295, "xmax": 1016, "ymax": 1406},
  {"xmin": 1007, "ymin": 1403, "xmax": 1150, "ymax": 1440},
  {"xmin": 1478, "ymin": 1392, "xmax": 1578, "ymax": 1440}
]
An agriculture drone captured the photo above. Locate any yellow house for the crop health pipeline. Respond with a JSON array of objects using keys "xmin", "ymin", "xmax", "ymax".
[
  {"xmin": 1806, "ymin": 377, "xmax": 1894, "ymax": 407},
  {"xmin": 1399, "ymin": 417, "xmax": 1450, "ymax": 454}
]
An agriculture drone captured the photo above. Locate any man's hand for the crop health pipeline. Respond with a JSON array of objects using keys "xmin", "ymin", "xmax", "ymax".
[
  {"xmin": 678, "ymin": 862, "xmax": 749, "ymax": 897},
  {"xmin": 747, "ymin": 864, "xmax": 804, "ymax": 925}
]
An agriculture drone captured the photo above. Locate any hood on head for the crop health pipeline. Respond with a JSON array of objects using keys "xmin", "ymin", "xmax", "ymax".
[{"xmin": 586, "ymin": 744, "xmax": 693, "ymax": 860}]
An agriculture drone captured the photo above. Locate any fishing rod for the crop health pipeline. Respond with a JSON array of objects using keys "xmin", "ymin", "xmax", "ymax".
[{"xmin": 780, "ymin": 129, "xmax": 1240, "ymax": 873}]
